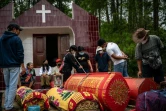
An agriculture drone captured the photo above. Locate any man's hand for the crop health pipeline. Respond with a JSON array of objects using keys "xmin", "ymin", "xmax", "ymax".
[
  {"xmin": 137, "ymin": 71, "xmax": 142, "ymax": 77},
  {"xmin": 42, "ymin": 74, "xmax": 46, "ymax": 76},
  {"xmin": 21, "ymin": 63, "xmax": 26, "ymax": 73},
  {"xmin": 79, "ymin": 65, "xmax": 83, "ymax": 69}
]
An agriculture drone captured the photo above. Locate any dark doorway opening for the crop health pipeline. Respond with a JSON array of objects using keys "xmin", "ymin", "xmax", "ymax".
[{"xmin": 46, "ymin": 34, "xmax": 58, "ymax": 67}]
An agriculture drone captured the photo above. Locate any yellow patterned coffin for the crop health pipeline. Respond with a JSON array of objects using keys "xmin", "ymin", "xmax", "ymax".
[
  {"xmin": 16, "ymin": 86, "xmax": 50, "ymax": 111},
  {"xmin": 46, "ymin": 87, "xmax": 103, "ymax": 111}
]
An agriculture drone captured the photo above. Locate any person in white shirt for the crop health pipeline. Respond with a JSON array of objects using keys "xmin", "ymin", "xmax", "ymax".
[
  {"xmin": 52, "ymin": 58, "xmax": 62, "ymax": 75},
  {"xmin": 39, "ymin": 59, "xmax": 52, "ymax": 88},
  {"xmin": 52, "ymin": 58, "xmax": 63, "ymax": 86},
  {"xmin": 97, "ymin": 39, "xmax": 129, "ymax": 77}
]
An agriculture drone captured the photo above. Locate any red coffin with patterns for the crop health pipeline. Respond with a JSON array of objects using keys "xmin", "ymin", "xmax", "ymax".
[
  {"xmin": 124, "ymin": 78, "xmax": 157, "ymax": 100},
  {"xmin": 64, "ymin": 72, "xmax": 130, "ymax": 111}
]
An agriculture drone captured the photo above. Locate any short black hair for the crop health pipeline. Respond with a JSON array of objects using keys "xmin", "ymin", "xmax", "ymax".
[
  {"xmin": 69, "ymin": 45, "xmax": 77, "ymax": 51},
  {"xmin": 97, "ymin": 39, "xmax": 106, "ymax": 46},
  {"xmin": 78, "ymin": 46, "xmax": 84, "ymax": 51},
  {"xmin": 7, "ymin": 23, "xmax": 23, "ymax": 31}
]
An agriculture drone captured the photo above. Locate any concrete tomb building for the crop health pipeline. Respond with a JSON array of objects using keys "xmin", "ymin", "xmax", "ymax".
[{"xmin": 0, "ymin": 0, "xmax": 100, "ymax": 76}]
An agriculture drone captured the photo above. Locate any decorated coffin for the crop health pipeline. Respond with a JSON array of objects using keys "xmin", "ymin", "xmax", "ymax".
[
  {"xmin": 16, "ymin": 86, "xmax": 50, "ymax": 111},
  {"xmin": 125, "ymin": 78, "xmax": 157, "ymax": 100},
  {"xmin": 46, "ymin": 87, "xmax": 103, "ymax": 111},
  {"xmin": 64, "ymin": 72, "xmax": 130, "ymax": 111}
]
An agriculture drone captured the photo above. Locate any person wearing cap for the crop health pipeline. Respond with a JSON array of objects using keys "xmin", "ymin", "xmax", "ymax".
[
  {"xmin": 52, "ymin": 58, "xmax": 63, "ymax": 86},
  {"xmin": 95, "ymin": 46, "xmax": 111, "ymax": 72},
  {"xmin": 52, "ymin": 58, "xmax": 62, "ymax": 75},
  {"xmin": 60, "ymin": 45, "xmax": 82, "ymax": 82},
  {"xmin": 76, "ymin": 46, "xmax": 93, "ymax": 73},
  {"xmin": 97, "ymin": 39, "xmax": 129, "ymax": 77},
  {"xmin": 133, "ymin": 28, "xmax": 164, "ymax": 84},
  {"xmin": 0, "ymin": 23, "xmax": 25, "ymax": 111}
]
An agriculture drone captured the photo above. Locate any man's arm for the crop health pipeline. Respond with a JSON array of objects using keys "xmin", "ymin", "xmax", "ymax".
[
  {"xmin": 96, "ymin": 63, "xmax": 98, "ymax": 72},
  {"xmin": 20, "ymin": 63, "xmax": 25, "ymax": 73},
  {"xmin": 137, "ymin": 60, "xmax": 142, "ymax": 77},
  {"xmin": 111, "ymin": 53, "xmax": 128, "ymax": 60},
  {"xmin": 108, "ymin": 60, "xmax": 112, "ymax": 72},
  {"xmin": 87, "ymin": 60, "xmax": 93, "ymax": 72}
]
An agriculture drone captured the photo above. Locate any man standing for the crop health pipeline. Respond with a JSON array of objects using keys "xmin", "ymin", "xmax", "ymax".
[
  {"xmin": 97, "ymin": 39, "xmax": 129, "ymax": 77},
  {"xmin": 95, "ymin": 47, "xmax": 111, "ymax": 72},
  {"xmin": 133, "ymin": 28, "xmax": 164, "ymax": 84},
  {"xmin": 76, "ymin": 46, "xmax": 93, "ymax": 73},
  {"xmin": 0, "ymin": 23, "xmax": 25, "ymax": 111}
]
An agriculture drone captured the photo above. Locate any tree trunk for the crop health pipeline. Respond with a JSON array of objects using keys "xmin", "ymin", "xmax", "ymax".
[
  {"xmin": 28, "ymin": 0, "xmax": 31, "ymax": 8},
  {"xmin": 106, "ymin": 1, "xmax": 110, "ymax": 23},
  {"xmin": 137, "ymin": 0, "xmax": 143, "ymax": 27},
  {"xmin": 128, "ymin": 0, "xmax": 133, "ymax": 30},
  {"xmin": 111, "ymin": 0, "xmax": 117, "ymax": 29},
  {"xmin": 116, "ymin": 0, "xmax": 119, "ymax": 21},
  {"xmin": 153, "ymin": 0, "xmax": 159, "ymax": 33}
]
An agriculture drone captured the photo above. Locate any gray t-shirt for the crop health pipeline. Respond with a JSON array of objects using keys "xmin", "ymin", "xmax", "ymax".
[{"xmin": 135, "ymin": 35, "xmax": 164, "ymax": 69}]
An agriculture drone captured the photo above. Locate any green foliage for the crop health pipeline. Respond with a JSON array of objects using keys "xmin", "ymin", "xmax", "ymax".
[
  {"xmin": 100, "ymin": 22, "xmax": 137, "ymax": 77},
  {"xmin": 0, "ymin": 0, "xmax": 11, "ymax": 9},
  {"xmin": 1, "ymin": 0, "xmax": 166, "ymax": 77}
]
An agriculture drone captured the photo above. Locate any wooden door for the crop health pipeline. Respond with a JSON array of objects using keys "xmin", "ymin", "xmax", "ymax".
[
  {"xmin": 33, "ymin": 35, "xmax": 46, "ymax": 68},
  {"xmin": 58, "ymin": 34, "xmax": 70, "ymax": 60}
]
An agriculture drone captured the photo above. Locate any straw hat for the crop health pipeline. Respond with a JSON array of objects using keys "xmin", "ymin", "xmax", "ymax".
[{"xmin": 132, "ymin": 28, "xmax": 149, "ymax": 43}]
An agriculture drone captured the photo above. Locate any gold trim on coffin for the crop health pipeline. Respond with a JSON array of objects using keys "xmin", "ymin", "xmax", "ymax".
[
  {"xmin": 67, "ymin": 77, "xmax": 82, "ymax": 91},
  {"xmin": 102, "ymin": 74, "xmax": 114, "ymax": 106},
  {"xmin": 109, "ymin": 79, "xmax": 129, "ymax": 105},
  {"xmin": 80, "ymin": 77, "xmax": 104, "ymax": 96},
  {"xmin": 75, "ymin": 100, "xmax": 100, "ymax": 111},
  {"xmin": 67, "ymin": 76, "xmax": 104, "ymax": 96}
]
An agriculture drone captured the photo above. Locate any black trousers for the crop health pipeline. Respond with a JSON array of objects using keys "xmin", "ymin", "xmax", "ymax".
[
  {"xmin": 63, "ymin": 72, "xmax": 71, "ymax": 83},
  {"xmin": 142, "ymin": 64, "xmax": 164, "ymax": 84}
]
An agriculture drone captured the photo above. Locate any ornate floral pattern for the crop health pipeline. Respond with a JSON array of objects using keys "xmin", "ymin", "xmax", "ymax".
[{"xmin": 109, "ymin": 79, "xmax": 129, "ymax": 105}]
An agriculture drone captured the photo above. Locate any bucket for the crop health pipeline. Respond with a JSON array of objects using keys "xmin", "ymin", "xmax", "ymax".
[{"xmin": 28, "ymin": 105, "xmax": 40, "ymax": 111}]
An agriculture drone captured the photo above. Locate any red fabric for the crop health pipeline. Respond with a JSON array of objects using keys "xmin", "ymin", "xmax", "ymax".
[
  {"xmin": 25, "ymin": 74, "xmax": 32, "ymax": 82},
  {"xmin": 64, "ymin": 72, "xmax": 130, "ymax": 111},
  {"xmin": 125, "ymin": 78, "xmax": 157, "ymax": 100},
  {"xmin": 56, "ymin": 58, "xmax": 61, "ymax": 63}
]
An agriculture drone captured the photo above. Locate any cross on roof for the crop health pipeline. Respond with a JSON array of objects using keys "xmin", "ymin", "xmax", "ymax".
[{"xmin": 36, "ymin": 5, "xmax": 51, "ymax": 23}]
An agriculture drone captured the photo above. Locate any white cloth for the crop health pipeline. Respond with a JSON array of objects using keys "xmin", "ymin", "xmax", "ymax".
[
  {"xmin": 52, "ymin": 66, "xmax": 60, "ymax": 75},
  {"xmin": 39, "ymin": 66, "xmax": 52, "ymax": 76},
  {"xmin": 106, "ymin": 42, "xmax": 125, "ymax": 65},
  {"xmin": 96, "ymin": 46, "xmax": 102, "ymax": 54}
]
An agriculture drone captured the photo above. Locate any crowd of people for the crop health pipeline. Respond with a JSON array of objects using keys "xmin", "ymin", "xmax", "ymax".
[{"xmin": 0, "ymin": 23, "xmax": 165, "ymax": 111}]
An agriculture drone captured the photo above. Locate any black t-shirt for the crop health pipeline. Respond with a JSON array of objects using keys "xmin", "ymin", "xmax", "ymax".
[{"xmin": 76, "ymin": 53, "xmax": 89, "ymax": 69}]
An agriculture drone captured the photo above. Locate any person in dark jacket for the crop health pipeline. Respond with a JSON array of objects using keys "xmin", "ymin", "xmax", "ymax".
[
  {"xmin": 60, "ymin": 45, "xmax": 82, "ymax": 82},
  {"xmin": 0, "ymin": 23, "xmax": 25, "ymax": 111},
  {"xmin": 76, "ymin": 46, "xmax": 93, "ymax": 73},
  {"xmin": 95, "ymin": 47, "xmax": 111, "ymax": 72}
]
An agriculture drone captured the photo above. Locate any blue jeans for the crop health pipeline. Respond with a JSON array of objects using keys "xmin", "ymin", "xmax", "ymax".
[
  {"xmin": 114, "ymin": 61, "xmax": 129, "ymax": 77},
  {"xmin": 3, "ymin": 67, "xmax": 20, "ymax": 110}
]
